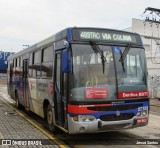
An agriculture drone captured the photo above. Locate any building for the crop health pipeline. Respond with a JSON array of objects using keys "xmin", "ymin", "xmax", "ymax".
[{"xmin": 124, "ymin": 18, "xmax": 160, "ymax": 98}]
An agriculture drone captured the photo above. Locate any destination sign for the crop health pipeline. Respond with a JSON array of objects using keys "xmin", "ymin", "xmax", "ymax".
[
  {"xmin": 72, "ymin": 28, "xmax": 142, "ymax": 45},
  {"xmin": 80, "ymin": 31, "xmax": 135, "ymax": 42}
]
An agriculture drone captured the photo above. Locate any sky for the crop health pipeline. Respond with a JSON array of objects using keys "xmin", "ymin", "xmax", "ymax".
[{"xmin": 0, "ymin": 0, "xmax": 160, "ymax": 52}]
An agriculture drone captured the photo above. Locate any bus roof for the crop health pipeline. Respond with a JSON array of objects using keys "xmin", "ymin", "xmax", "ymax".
[{"xmin": 8, "ymin": 27, "xmax": 142, "ymax": 60}]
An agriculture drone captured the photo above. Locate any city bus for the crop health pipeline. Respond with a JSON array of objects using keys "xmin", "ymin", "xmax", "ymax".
[{"xmin": 7, "ymin": 27, "xmax": 149, "ymax": 134}]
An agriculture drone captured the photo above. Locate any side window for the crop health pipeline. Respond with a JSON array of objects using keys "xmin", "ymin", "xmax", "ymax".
[
  {"xmin": 41, "ymin": 46, "xmax": 54, "ymax": 78},
  {"xmin": 34, "ymin": 50, "xmax": 41, "ymax": 64},
  {"xmin": 33, "ymin": 50, "xmax": 41, "ymax": 78},
  {"xmin": 56, "ymin": 54, "xmax": 61, "ymax": 90},
  {"xmin": 19, "ymin": 57, "xmax": 21, "ymax": 67},
  {"xmin": 29, "ymin": 50, "xmax": 41, "ymax": 78},
  {"xmin": 20, "ymin": 57, "xmax": 23, "ymax": 75},
  {"xmin": 127, "ymin": 54, "xmax": 142, "ymax": 78},
  {"xmin": 13, "ymin": 60, "xmax": 14, "ymax": 68},
  {"xmin": 15, "ymin": 58, "xmax": 18, "ymax": 67},
  {"xmin": 28, "ymin": 53, "xmax": 33, "ymax": 77}
]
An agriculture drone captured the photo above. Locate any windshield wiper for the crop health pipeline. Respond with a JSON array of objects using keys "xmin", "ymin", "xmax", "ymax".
[
  {"xmin": 90, "ymin": 41, "xmax": 107, "ymax": 73},
  {"xmin": 119, "ymin": 44, "xmax": 131, "ymax": 62},
  {"xmin": 119, "ymin": 44, "xmax": 132, "ymax": 72}
]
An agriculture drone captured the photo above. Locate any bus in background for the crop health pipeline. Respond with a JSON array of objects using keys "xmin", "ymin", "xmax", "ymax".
[
  {"xmin": 0, "ymin": 51, "xmax": 14, "ymax": 73},
  {"xmin": 7, "ymin": 27, "xmax": 149, "ymax": 134}
]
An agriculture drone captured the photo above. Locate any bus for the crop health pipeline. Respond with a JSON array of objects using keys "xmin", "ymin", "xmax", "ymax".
[{"xmin": 7, "ymin": 27, "xmax": 149, "ymax": 134}]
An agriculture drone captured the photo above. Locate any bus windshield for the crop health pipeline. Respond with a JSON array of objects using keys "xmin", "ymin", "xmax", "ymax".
[
  {"xmin": 115, "ymin": 47, "xmax": 147, "ymax": 96},
  {"xmin": 69, "ymin": 44, "xmax": 147, "ymax": 102},
  {"xmin": 70, "ymin": 44, "xmax": 116, "ymax": 102}
]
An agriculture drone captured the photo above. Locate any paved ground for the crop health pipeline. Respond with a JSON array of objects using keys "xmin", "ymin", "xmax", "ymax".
[
  {"xmin": 150, "ymin": 98, "xmax": 160, "ymax": 106},
  {"xmin": 0, "ymin": 94, "xmax": 57, "ymax": 147}
]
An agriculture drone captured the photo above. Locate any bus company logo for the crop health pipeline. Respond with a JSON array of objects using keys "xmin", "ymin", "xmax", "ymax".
[
  {"xmin": 116, "ymin": 110, "xmax": 120, "ymax": 116},
  {"xmin": 112, "ymin": 101, "xmax": 124, "ymax": 105}
]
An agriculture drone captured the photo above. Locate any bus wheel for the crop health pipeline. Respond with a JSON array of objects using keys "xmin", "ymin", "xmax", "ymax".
[{"xmin": 47, "ymin": 104, "xmax": 56, "ymax": 132}]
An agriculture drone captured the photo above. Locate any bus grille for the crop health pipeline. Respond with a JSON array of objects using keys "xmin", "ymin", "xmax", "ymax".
[
  {"xmin": 100, "ymin": 113, "xmax": 134, "ymax": 121},
  {"xmin": 88, "ymin": 104, "xmax": 142, "ymax": 111}
]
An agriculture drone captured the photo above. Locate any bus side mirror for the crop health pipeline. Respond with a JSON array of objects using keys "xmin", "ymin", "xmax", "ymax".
[{"xmin": 62, "ymin": 50, "xmax": 71, "ymax": 73}]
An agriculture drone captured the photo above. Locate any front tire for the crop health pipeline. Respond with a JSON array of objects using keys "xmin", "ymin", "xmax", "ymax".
[{"xmin": 47, "ymin": 104, "xmax": 57, "ymax": 132}]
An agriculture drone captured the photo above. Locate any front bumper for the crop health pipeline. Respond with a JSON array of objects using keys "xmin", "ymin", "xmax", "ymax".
[{"xmin": 68, "ymin": 115, "xmax": 148, "ymax": 134}]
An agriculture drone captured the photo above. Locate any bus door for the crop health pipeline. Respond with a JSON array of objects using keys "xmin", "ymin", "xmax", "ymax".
[
  {"xmin": 23, "ymin": 59, "xmax": 29, "ymax": 109},
  {"xmin": 9, "ymin": 63, "xmax": 14, "ymax": 98},
  {"xmin": 54, "ymin": 51, "xmax": 67, "ymax": 128}
]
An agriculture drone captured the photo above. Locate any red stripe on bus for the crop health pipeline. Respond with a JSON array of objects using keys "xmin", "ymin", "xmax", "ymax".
[{"xmin": 68, "ymin": 104, "xmax": 111, "ymax": 114}]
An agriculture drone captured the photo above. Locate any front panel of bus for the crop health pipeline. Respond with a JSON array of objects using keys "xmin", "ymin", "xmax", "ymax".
[{"xmin": 66, "ymin": 29, "xmax": 149, "ymax": 134}]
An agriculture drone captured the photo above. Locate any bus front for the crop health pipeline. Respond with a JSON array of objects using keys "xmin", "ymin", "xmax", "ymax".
[{"xmin": 66, "ymin": 28, "xmax": 149, "ymax": 134}]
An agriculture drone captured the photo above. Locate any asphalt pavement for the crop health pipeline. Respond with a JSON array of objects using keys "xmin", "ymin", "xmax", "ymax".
[{"xmin": 150, "ymin": 98, "xmax": 160, "ymax": 106}]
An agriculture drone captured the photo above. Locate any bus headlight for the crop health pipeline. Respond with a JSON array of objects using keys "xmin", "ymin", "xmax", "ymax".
[
  {"xmin": 142, "ymin": 110, "xmax": 147, "ymax": 116},
  {"xmin": 136, "ymin": 110, "xmax": 148, "ymax": 116},
  {"xmin": 73, "ymin": 115, "xmax": 97, "ymax": 122}
]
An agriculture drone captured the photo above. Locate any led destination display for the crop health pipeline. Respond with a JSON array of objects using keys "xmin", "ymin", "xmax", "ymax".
[
  {"xmin": 72, "ymin": 28, "xmax": 142, "ymax": 45},
  {"xmin": 80, "ymin": 31, "xmax": 134, "ymax": 42}
]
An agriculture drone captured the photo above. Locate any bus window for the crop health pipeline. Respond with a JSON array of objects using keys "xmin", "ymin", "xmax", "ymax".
[
  {"xmin": 115, "ymin": 47, "xmax": 146, "ymax": 86},
  {"xmin": 19, "ymin": 57, "xmax": 21, "ymax": 67},
  {"xmin": 13, "ymin": 60, "xmax": 14, "ymax": 68},
  {"xmin": 56, "ymin": 54, "xmax": 61, "ymax": 91},
  {"xmin": 15, "ymin": 58, "xmax": 18, "ymax": 67},
  {"xmin": 41, "ymin": 46, "xmax": 53, "ymax": 78},
  {"xmin": 127, "ymin": 54, "xmax": 142, "ymax": 78},
  {"xmin": 28, "ymin": 53, "xmax": 33, "ymax": 77},
  {"xmin": 32, "ymin": 50, "xmax": 41, "ymax": 78}
]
